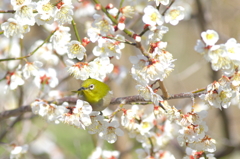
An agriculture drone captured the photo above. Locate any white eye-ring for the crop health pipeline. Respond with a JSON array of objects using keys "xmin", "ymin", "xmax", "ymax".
[{"xmin": 89, "ymin": 84, "xmax": 94, "ymax": 90}]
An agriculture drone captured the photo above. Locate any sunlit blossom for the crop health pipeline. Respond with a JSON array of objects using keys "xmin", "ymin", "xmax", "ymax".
[{"xmin": 142, "ymin": 5, "xmax": 163, "ymax": 26}]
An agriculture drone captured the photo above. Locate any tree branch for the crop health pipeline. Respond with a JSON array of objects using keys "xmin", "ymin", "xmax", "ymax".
[{"xmin": 0, "ymin": 91, "xmax": 206, "ymax": 120}]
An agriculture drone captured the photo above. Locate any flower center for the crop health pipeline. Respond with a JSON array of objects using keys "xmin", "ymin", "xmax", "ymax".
[
  {"xmin": 42, "ymin": 3, "xmax": 53, "ymax": 12},
  {"xmin": 170, "ymin": 9, "xmax": 180, "ymax": 19}
]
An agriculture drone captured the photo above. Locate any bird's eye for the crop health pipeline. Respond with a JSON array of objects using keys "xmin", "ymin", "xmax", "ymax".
[{"xmin": 89, "ymin": 84, "xmax": 94, "ymax": 90}]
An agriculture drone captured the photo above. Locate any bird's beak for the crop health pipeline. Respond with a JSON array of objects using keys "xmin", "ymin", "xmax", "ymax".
[
  {"xmin": 72, "ymin": 87, "xmax": 86, "ymax": 94},
  {"xmin": 77, "ymin": 87, "xmax": 86, "ymax": 91}
]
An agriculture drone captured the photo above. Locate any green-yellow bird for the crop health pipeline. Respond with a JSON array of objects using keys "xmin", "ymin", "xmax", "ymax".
[{"xmin": 73, "ymin": 78, "xmax": 113, "ymax": 111}]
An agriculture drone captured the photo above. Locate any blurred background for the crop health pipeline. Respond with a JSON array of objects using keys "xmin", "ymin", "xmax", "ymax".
[{"xmin": 0, "ymin": 0, "xmax": 240, "ymax": 158}]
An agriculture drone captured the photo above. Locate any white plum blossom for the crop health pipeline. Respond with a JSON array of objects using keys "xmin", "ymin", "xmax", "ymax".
[
  {"xmin": 120, "ymin": 6, "xmax": 135, "ymax": 18},
  {"xmin": 22, "ymin": 61, "xmax": 43, "ymax": 79},
  {"xmin": 34, "ymin": 68, "xmax": 59, "ymax": 88},
  {"xmin": 194, "ymin": 39, "xmax": 207, "ymax": 54},
  {"xmin": 88, "ymin": 57, "xmax": 114, "ymax": 81},
  {"xmin": 130, "ymin": 48, "xmax": 175, "ymax": 85},
  {"xmin": 50, "ymin": 26, "xmax": 71, "ymax": 55},
  {"xmin": 100, "ymin": 120, "xmax": 124, "ymax": 143},
  {"xmin": 72, "ymin": 99, "xmax": 92, "ymax": 128},
  {"xmin": 31, "ymin": 99, "xmax": 69, "ymax": 124},
  {"xmin": 184, "ymin": 147, "xmax": 216, "ymax": 159},
  {"xmin": 177, "ymin": 111, "xmax": 216, "ymax": 153},
  {"xmin": 5, "ymin": 65, "xmax": 25, "ymax": 91},
  {"xmin": 14, "ymin": 2, "xmax": 36, "ymax": 26},
  {"xmin": 92, "ymin": 14, "xmax": 115, "ymax": 36},
  {"xmin": 107, "ymin": 7, "xmax": 119, "ymax": 17},
  {"xmin": 136, "ymin": 85, "xmax": 163, "ymax": 105},
  {"xmin": 66, "ymin": 60, "xmax": 90, "ymax": 80},
  {"xmin": 207, "ymin": 44, "xmax": 230, "ymax": 71},
  {"xmin": 188, "ymin": 136, "xmax": 216, "ymax": 153},
  {"xmin": 87, "ymin": 27, "xmax": 101, "ymax": 43},
  {"xmin": 224, "ymin": 38, "xmax": 240, "ymax": 65},
  {"xmin": 195, "ymin": 30, "xmax": 240, "ymax": 75},
  {"xmin": 11, "ymin": 0, "xmax": 32, "ymax": 9},
  {"xmin": 165, "ymin": 6, "xmax": 185, "ymax": 25},
  {"xmin": 121, "ymin": 105, "xmax": 155, "ymax": 138},
  {"xmin": 74, "ymin": 1, "xmax": 96, "ymax": 18},
  {"xmin": 87, "ymin": 112, "xmax": 108, "ymax": 134},
  {"xmin": 36, "ymin": 0, "xmax": 56, "ymax": 20},
  {"xmin": 147, "ymin": 25, "xmax": 169, "ymax": 43},
  {"xmin": 138, "ymin": 114, "xmax": 155, "ymax": 135},
  {"xmin": 1, "ymin": 18, "xmax": 27, "ymax": 39},
  {"xmin": 66, "ymin": 40, "xmax": 86, "ymax": 60},
  {"xmin": 200, "ymin": 76, "xmax": 237, "ymax": 109},
  {"xmin": 201, "ymin": 30, "xmax": 219, "ymax": 46},
  {"xmin": 32, "ymin": 99, "xmax": 91, "ymax": 128},
  {"xmin": 121, "ymin": 107, "xmax": 140, "ymax": 133},
  {"xmin": 54, "ymin": 0, "xmax": 74, "ymax": 25},
  {"xmin": 142, "ymin": 5, "xmax": 164, "ymax": 26},
  {"xmin": 130, "ymin": 55, "xmax": 150, "ymax": 85},
  {"xmin": 93, "ymin": 36, "xmax": 125, "ymax": 59},
  {"xmin": 10, "ymin": 144, "xmax": 29, "ymax": 159},
  {"xmin": 35, "ymin": 13, "xmax": 55, "ymax": 25}
]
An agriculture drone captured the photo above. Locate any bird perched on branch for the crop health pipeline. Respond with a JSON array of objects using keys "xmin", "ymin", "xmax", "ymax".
[{"xmin": 73, "ymin": 78, "xmax": 113, "ymax": 111}]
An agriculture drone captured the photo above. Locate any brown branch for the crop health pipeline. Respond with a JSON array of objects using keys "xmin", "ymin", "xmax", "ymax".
[
  {"xmin": 158, "ymin": 80, "xmax": 169, "ymax": 99},
  {"xmin": 0, "ymin": 10, "xmax": 15, "ymax": 13},
  {"xmin": 0, "ymin": 106, "xmax": 31, "ymax": 120},
  {"xmin": 162, "ymin": 0, "xmax": 175, "ymax": 16},
  {"xmin": 195, "ymin": 0, "xmax": 207, "ymax": 31},
  {"xmin": 0, "ymin": 115, "xmax": 23, "ymax": 141},
  {"xmin": 0, "ymin": 91, "xmax": 207, "ymax": 120}
]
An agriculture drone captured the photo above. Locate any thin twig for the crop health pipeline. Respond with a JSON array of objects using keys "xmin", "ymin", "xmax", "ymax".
[
  {"xmin": 0, "ymin": 29, "xmax": 57, "ymax": 62},
  {"xmin": 71, "ymin": 19, "xmax": 81, "ymax": 41},
  {"xmin": 162, "ymin": 0, "xmax": 175, "ymax": 16}
]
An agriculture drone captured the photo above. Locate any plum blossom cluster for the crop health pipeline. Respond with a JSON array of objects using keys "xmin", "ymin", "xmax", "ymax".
[
  {"xmin": 129, "ymin": 2, "xmax": 184, "ymax": 105},
  {"xmin": 87, "ymin": 14, "xmax": 126, "ymax": 60},
  {"xmin": 66, "ymin": 57, "xmax": 113, "ymax": 81},
  {"xmin": 130, "ymin": 47, "xmax": 175, "ymax": 85},
  {"xmin": 121, "ymin": 104, "xmax": 178, "ymax": 158},
  {"xmin": 200, "ymin": 75, "xmax": 240, "ymax": 109},
  {"xmin": 4, "ymin": 61, "xmax": 59, "ymax": 92},
  {"xmin": 177, "ymin": 111, "xmax": 216, "ymax": 155},
  {"xmin": 142, "ymin": 4, "xmax": 185, "ymax": 26},
  {"xmin": 195, "ymin": 30, "xmax": 240, "ymax": 109},
  {"xmin": 195, "ymin": 30, "xmax": 240, "ymax": 76},
  {"xmin": 1, "ymin": 0, "xmax": 74, "ymax": 39},
  {"xmin": 183, "ymin": 147, "xmax": 216, "ymax": 159},
  {"xmin": 31, "ymin": 99, "xmax": 124, "ymax": 143},
  {"xmin": 130, "ymin": 45, "xmax": 175, "ymax": 103},
  {"xmin": 120, "ymin": 99, "xmax": 216, "ymax": 158}
]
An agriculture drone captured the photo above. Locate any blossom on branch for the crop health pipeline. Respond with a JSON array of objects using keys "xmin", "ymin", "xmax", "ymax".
[
  {"xmin": 142, "ymin": 5, "xmax": 164, "ymax": 26},
  {"xmin": 164, "ymin": 6, "xmax": 185, "ymax": 25},
  {"xmin": 1, "ymin": 18, "xmax": 29, "ymax": 39},
  {"xmin": 67, "ymin": 40, "xmax": 86, "ymax": 60},
  {"xmin": 22, "ymin": 61, "xmax": 43, "ymax": 79},
  {"xmin": 54, "ymin": 0, "xmax": 74, "ymax": 25}
]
